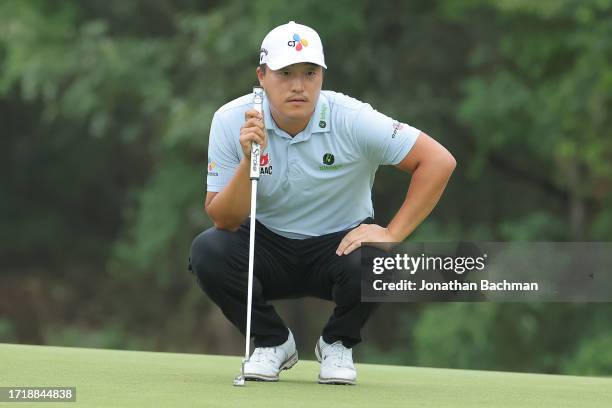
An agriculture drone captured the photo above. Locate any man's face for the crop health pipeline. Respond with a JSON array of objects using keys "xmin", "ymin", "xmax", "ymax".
[{"xmin": 257, "ymin": 62, "xmax": 324, "ymax": 123}]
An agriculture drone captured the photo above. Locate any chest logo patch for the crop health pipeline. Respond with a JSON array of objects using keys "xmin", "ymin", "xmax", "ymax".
[
  {"xmin": 322, "ymin": 153, "xmax": 335, "ymax": 165},
  {"xmin": 319, "ymin": 153, "xmax": 343, "ymax": 171}
]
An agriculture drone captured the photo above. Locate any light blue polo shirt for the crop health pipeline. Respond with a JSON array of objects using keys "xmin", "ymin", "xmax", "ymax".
[{"xmin": 206, "ymin": 90, "xmax": 421, "ymax": 239}]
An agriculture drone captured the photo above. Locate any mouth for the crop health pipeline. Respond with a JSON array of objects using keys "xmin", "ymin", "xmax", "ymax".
[{"xmin": 287, "ymin": 97, "xmax": 307, "ymax": 103}]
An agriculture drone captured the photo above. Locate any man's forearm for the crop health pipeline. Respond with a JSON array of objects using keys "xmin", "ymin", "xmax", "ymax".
[
  {"xmin": 387, "ymin": 157, "xmax": 456, "ymax": 241},
  {"xmin": 206, "ymin": 159, "xmax": 252, "ymax": 230}
]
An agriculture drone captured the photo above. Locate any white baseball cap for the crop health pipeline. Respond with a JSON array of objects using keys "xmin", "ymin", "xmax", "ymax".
[{"xmin": 259, "ymin": 21, "xmax": 327, "ymax": 70}]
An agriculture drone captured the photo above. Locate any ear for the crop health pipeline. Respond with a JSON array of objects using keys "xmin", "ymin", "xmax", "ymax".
[{"xmin": 256, "ymin": 67, "xmax": 265, "ymax": 86}]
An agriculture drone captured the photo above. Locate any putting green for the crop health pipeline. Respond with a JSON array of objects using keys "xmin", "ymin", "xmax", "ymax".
[{"xmin": 1, "ymin": 343, "xmax": 610, "ymax": 407}]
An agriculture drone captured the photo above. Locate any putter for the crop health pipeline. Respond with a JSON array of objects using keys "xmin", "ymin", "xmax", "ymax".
[{"xmin": 234, "ymin": 86, "xmax": 264, "ymax": 387}]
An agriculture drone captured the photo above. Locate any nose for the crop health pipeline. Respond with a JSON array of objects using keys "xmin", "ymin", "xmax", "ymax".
[{"xmin": 290, "ymin": 75, "xmax": 305, "ymax": 93}]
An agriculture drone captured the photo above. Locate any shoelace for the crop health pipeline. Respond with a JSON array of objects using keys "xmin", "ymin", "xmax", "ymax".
[
  {"xmin": 326, "ymin": 341, "xmax": 351, "ymax": 368},
  {"xmin": 252, "ymin": 346, "xmax": 280, "ymax": 365}
]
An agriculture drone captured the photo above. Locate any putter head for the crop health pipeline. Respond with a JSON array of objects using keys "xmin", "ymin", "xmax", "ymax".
[
  {"xmin": 233, "ymin": 374, "xmax": 245, "ymax": 386},
  {"xmin": 233, "ymin": 359, "xmax": 247, "ymax": 387}
]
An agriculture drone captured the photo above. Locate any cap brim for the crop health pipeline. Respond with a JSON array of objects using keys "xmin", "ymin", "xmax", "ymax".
[{"xmin": 267, "ymin": 55, "xmax": 327, "ymax": 70}]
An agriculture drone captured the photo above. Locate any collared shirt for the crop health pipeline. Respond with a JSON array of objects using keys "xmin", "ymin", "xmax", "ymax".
[{"xmin": 206, "ymin": 90, "xmax": 421, "ymax": 239}]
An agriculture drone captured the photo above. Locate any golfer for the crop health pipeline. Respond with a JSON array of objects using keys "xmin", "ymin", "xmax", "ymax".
[{"xmin": 189, "ymin": 21, "xmax": 456, "ymax": 385}]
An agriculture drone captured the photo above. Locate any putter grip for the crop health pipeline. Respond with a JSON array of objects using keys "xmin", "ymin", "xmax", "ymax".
[{"xmin": 250, "ymin": 86, "xmax": 264, "ymax": 180}]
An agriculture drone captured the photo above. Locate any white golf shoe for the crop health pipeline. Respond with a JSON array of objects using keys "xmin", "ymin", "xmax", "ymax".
[
  {"xmin": 244, "ymin": 329, "xmax": 298, "ymax": 381},
  {"xmin": 315, "ymin": 336, "xmax": 357, "ymax": 385}
]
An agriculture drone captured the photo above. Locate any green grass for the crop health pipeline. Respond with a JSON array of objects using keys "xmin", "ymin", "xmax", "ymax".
[{"xmin": 1, "ymin": 343, "xmax": 611, "ymax": 407}]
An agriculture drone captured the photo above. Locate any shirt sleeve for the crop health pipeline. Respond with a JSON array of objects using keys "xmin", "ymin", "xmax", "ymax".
[
  {"xmin": 352, "ymin": 104, "xmax": 421, "ymax": 166},
  {"xmin": 206, "ymin": 112, "xmax": 241, "ymax": 192}
]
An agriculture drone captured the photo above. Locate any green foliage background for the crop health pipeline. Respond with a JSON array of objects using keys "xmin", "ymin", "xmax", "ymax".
[{"xmin": 1, "ymin": 0, "xmax": 611, "ymax": 376}]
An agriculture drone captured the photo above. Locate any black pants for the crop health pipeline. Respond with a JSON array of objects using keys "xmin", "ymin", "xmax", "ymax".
[{"xmin": 188, "ymin": 218, "xmax": 381, "ymax": 348}]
